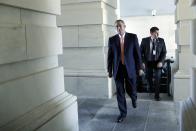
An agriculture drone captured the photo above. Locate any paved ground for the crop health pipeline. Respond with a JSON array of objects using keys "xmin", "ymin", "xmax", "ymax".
[{"xmin": 78, "ymin": 93, "xmax": 180, "ymax": 131}]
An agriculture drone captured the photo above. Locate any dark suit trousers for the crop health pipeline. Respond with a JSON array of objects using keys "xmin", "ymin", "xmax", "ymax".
[
  {"xmin": 146, "ymin": 62, "xmax": 162, "ymax": 98},
  {"xmin": 115, "ymin": 62, "xmax": 137, "ymax": 117}
]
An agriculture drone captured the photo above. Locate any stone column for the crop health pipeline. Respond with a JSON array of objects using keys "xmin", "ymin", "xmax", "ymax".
[
  {"xmin": 190, "ymin": 0, "xmax": 196, "ymax": 114},
  {"xmin": 179, "ymin": 0, "xmax": 196, "ymax": 131},
  {"xmin": 174, "ymin": 0, "xmax": 195, "ymax": 101},
  {"xmin": 0, "ymin": 1, "xmax": 78, "ymax": 131},
  {"xmin": 57, "ymin": 0, "xmax": 117, "ymax": 98}
]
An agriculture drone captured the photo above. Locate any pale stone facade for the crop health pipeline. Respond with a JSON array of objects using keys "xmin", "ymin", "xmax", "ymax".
[
  {"xmin": 0, "ymin": 1, "xmax": 78, "ymax": 131},
  {"xmin": 179, "ymin": 0, "xmax": 196, "ymax": 130},
  {"xmin": 173, "ymin": 0, "xmax": 195, "ymax": 101},
  {"xmin": 57, "ymin": 0, "xmax": 117, "ymax": 98}
]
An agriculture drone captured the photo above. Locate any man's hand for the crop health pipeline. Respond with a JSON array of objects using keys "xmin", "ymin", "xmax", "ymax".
[
  {"xmin": 139, "ymin": 69, "xmax": 144, "ymax": 76},
  {"xmin": 108, "ymin": 73, "xmax": 112, "ymax": 78},
  {"xmin": 157, "ymin": 62, "xmax": 163, "ymax": 68},
  {"xmin": 142, "ymin": 63, "xmax": 145, "ymax": 69}
]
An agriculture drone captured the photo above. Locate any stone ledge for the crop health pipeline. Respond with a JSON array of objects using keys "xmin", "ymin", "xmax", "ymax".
[
  {"xmin": 180, "ymin": 98, "xmax": 196, "ymax": 131},
  {"xmin": 64, "ymin": 69, "xmax": 107, "ymax": 77},
  {"xmin": 0, "ymin": 92, "xmax": 77, "ymax": 131}
]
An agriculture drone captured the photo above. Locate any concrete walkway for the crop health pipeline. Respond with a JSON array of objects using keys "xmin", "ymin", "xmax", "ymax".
[{"xmin": 78, "ymin": 94, "xmax": 180, "ymax": 131}]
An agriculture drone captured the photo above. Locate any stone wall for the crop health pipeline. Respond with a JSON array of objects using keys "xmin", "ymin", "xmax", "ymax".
[
  {"xmin": 57, "ymin": 0, "xmax": 117, "ymax": 98},
  {"xmin": 0, "ymin": 1, "xmax": 78, "ymax": 131}
]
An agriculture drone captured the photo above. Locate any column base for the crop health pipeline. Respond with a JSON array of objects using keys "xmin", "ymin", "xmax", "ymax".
[
  {"xmin": 180, "ymin": 97, "xmax": 196, "ymax": 131},
  {"xmin": 174, "ymin": 71, "xmax": 190, "ymax": 101},
  {"xmin": 64, "ymin": 70, "xmax": 116, "ymax": 98},
  {"xmin": 0, "ymin": 93, "xmax": 79, "ymax": 131}
]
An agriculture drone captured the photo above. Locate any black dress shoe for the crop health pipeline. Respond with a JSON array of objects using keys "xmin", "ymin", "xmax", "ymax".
[
  {"xmin": 132, "ymin": 100, "xmax": 137, "ymax": 108},
  {"xmin": 155, "ymin": 97, "xmax": 161, "ymax": 101},
  {"xmin": 116, "ymin": 115, "xmax": 126, "ymax": 123}
]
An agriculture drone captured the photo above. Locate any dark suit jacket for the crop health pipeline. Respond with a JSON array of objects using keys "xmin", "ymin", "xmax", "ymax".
[
  {"xmin": 140, "ymin": 37, "xmax": 167, "ymax": 64},
  {"xmin": 107, "ymin": 33, "xmax": 143, "ymax": 79}
]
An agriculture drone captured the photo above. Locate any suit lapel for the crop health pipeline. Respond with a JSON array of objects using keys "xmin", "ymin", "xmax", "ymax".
[
  {"xmin": 147, "ymin": 37, "xmax": 151, "ymax": 54},
  {"xmin": 124, "ymin": 33, "xmax": 128, "ymax": 53},
  {"xmin": 156, "ymin": 38, "xmax": 160, "ymax": 49},
  {"xmin": 115, "ymin": 34, "xmax": 121, "ymax": 53}
]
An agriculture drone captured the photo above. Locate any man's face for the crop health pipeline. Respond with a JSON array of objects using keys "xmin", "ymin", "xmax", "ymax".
[
  {"xmin": 116, "ymin": 22, "xmax": 126, "ymax": 36},
  {"xmin": 150, "ymin": 30, "xmax": 159, "ymax": 39}
]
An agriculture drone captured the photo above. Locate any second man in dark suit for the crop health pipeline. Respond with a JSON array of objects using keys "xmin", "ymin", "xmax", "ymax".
[{"xmin": 140, "ymin": 27, "xmax": 167, "ymax": 101}]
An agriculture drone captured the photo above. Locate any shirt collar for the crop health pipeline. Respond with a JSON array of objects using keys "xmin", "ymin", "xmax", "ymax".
[
  {"xmin": 151, "ymin": 36, "xmax": 154, "ymax": 41},
  {"xmin": 151, "ymin": 37, "xmax": 158, "ymax": 42},
  {"xmin": 119, "ymin": 32, "xmax": 126, "ymax": 38}
]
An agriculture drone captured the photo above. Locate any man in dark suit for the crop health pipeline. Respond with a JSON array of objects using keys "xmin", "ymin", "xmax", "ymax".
[
  {"xmin": 107, "ymin": 19, "xmax": 143, "ymax": 123},
  {"xmin": 140, "ymin": 27, "xmax": 167, "ymax": 101}
]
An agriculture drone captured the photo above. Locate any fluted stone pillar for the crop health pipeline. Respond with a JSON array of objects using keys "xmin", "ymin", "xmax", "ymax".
[
  {"xmin": 57, "ymin": 0, "xmax": 117, "ymax": 98},
  {"xmin": 0, "ymin": 1, "xmax": 78, "ymax": 131},
  {"xmin": 174, "ymin": 0, "xmax": 196, "ymax": 101}
]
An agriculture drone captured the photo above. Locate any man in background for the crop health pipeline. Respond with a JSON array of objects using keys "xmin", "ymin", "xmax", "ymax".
[{"xmin": 140, "ymin": 27, "xmax": 167, "ymax": 101}]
